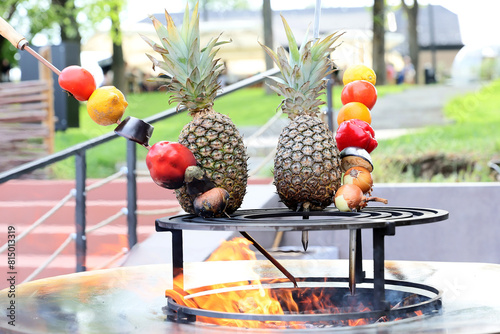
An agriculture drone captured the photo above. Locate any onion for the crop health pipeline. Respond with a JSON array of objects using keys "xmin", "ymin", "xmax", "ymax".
[
  {"xmin": 335, "ymin": 184, "xmax": 388, "ymax": 212},
  {"xmin": 343, "ymin": 166, "xmax": 373, "ymax": 194},
  {"xmin": 193, "ymin": 187, "xmax": 230, "ymax": 218},
  {"xmin": 334, "ymin": 184, "xmax": 363, "ymax": 212}
]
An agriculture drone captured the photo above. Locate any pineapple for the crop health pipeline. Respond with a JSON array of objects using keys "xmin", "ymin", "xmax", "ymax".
[
  {"xmin": 142, "ymin": 3, "xmax": 248, "ymax": 214},
  {"xmin": 261, "ymin": 16, "xmax": 342, "ymax": 211}
]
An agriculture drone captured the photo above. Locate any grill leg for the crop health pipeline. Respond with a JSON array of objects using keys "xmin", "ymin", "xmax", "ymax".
[
  {"xmin": 355, "ymin": 229, "xmax": 365, "ymax": 282},
  {"xmin": 373, "ymin": 227, "xmax": 392, "ymax": 311},
  {"xmin": 172, "ymin": 230, "xmax": 184, "ymax": 290}
]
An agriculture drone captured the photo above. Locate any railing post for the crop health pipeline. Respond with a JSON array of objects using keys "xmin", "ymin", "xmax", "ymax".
[
  {"xmin": 126, "ymin": 140, "xmax": 138, "ymax": 248},
  {"xmin": 75, "ymin": 150, "xmax": 87, "ymax": 272},
  {"xmin": 326, "ymin": 73, "xmax": 335, "ymax": 133}
]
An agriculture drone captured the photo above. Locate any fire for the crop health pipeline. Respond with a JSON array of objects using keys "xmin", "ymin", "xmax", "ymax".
[
  {"xmin": 167, "ymin": 238, "xmax": 287, "ymax": 328},
  {"xmin": 165, "ymin": 237, "xmax": 422, "ymax": 328}
]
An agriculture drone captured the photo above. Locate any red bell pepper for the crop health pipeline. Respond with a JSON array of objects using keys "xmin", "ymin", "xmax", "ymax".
[{"xmin": 335, "ymin": 119, "xmax": 378, "ymax": 153}]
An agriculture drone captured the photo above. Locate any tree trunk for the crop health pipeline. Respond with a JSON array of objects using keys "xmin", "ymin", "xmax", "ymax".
[
  {"xmin": 52, "ymin": 0, "xmax": 81, "ymax": 127},
  {"xmin": 372, "ymin": 0, "xmax": 386, "ymax": 85},
  {"xmin": 52, "ymin": 0, "xmax": 82, "ymax": 45},
  {"xmin": 110, "ymin": 4, "xmax": 126, "ymax": 93},
  {"xmin": 402, "ymin": 0, "xmax": 419, "ymax": 83},
  {"xmin": 112, "ymin": 43, "xmax": 125, "ymax": 93}
]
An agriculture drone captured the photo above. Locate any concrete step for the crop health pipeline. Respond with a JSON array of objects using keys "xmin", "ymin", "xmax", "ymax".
[
  {"xmin": 0, "ymin": 199, "xmax": 179, "ymax": 225},
  {"xmin": 0, "ymin": 177, "xmax": 176, "ymax": 201},
  {"xmin": 0, "ymin": 177, "xmax": 274, "ymax": 288},
  {"xmin": 0, "ymin": 177, "xmax": 182, "ymax": 288}
]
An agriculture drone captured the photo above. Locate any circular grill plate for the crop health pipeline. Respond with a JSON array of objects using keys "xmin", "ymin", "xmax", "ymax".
[{"xmin": 156, "ymin": 207, "xmax": 448, "ymax": 232}]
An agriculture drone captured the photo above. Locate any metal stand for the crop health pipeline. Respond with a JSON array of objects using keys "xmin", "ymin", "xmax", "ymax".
[{"xmin": 156, "ymin": 207, "xmax": 448, "ymax": 316}]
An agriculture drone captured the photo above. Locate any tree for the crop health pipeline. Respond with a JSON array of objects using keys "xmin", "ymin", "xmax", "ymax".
[
  {"xmin": 188, "ymin": 0, "xmax": 250, "ymax": 20},
  {"xmin": 1, "ymin": 0, "xmax": 127, "ymax": 84},
  {"xmin": 372, "ymin": 0, "xmax": 386, "ymax": 85},
  {"xmin": 401, "ymin": 0, "xmax": 419, "ymax": 83},
  {"xmin": 110, "ymin": 3, "xmax": 125, "ymax": 93},
  {"xmin": 83, "ymin": 0, "xmax": 127, "ymax": 92},
  {"xmin": 0, "ymin": 0, "xmax": 19, "ymax": 81},
  {"xmin": 50, "ymin": 0, "xmax": 82, "ymax": 44}
]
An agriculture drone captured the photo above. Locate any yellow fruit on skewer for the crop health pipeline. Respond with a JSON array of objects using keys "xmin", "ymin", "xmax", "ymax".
[
  {"xmin": 87, "ymin": 86, "xmax": 128, "ymax": 126},
  {"xmin": 342, "ymin": 64, "xmax": 377, "ymax": 86}
]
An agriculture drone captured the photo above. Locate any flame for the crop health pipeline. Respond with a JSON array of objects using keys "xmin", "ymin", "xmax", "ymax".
[
  {"xmin": 167, "ymin": 238, "xmax": 286, "ymax": 328},
  {"xmin": 165, "ymin": 237, "xmax": 422, "ymax": 328}
]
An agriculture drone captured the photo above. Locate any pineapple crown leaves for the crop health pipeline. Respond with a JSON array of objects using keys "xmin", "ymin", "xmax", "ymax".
[
  {"xmin": 260, "ymin": 14, "xmax": 343, "ymax": 118},
  {"xmin": 141, "ymin": 2, "xmax": 230, "ymax": 112}
]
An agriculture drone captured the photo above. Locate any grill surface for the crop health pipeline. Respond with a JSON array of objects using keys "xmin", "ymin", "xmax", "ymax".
[
  {"xmin": 156, "ymin": 206, "xmax": 449, "ymax": 325},
  {"xmin": 156, "ymin": 207, "xmax": 449, "ymax": 232}
]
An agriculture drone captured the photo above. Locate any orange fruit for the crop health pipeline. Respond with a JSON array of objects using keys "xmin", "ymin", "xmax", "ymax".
[
  {"xmin": 342, "ymin": 64, "xmax": 376, "ymax": 86},
  {"xmin": 87, "ymin": 86, "xmax": 128, "ymax": 126},
  {"xmin": 337, "ymin": 102, "xmax": 372, "ymax": 125}
]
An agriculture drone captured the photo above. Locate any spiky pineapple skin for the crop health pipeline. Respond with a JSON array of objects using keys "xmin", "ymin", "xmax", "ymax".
[
  {"xmin": 176, "ymin": 109, "xmax": 248, "ymax": 214},
  {"xmin": 274, "ymin": 115, "xmax": 341, "ymax": 211}
]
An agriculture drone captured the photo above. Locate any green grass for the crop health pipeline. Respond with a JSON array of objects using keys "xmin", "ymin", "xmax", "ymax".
[
  {"xmin": 52, "ymin": 81, "xmax": 497, "ymax": 182},
  {"xmin": 53, "ymin": 87, "xmax": 284, "ymax": 178},
  {"xmin": 371, "ymin": 80, "xmax": 500, "ymax": 182}
]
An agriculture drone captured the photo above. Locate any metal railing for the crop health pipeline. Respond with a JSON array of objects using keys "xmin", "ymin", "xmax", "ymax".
[{"xmin": 0, "ymin": 68, "xmax": 281, "ymax": 281}]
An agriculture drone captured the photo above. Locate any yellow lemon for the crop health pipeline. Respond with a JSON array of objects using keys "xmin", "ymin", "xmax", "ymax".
[
  {"xmin": 342, "ymin": 64, "xmax": 377, "ymax": 86},
  {"xmin": 87, "ymin": 86, "xmax": 128, "ymax": 126}
]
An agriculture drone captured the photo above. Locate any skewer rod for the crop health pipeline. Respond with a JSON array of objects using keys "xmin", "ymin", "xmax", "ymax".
[
  {"xmin": 24, "ymin": 45, "xmax": 62, "ymax": 76},
  {"xmin": 348, "ymin": 228, "xmax": 357, "ymax": 295},
  {"xmin": 313, "ymin": 0, "xmax": 321, "ymax": 39},
  {"xmin": 240, "ymin": 231, "xmax": 298, "ymax": 288},
  {"xmin": 0, "ymin": 17, "xmax": 61, "ymax": 76}
]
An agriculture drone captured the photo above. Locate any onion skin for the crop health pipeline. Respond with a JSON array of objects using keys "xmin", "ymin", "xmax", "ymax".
[
  {"xmin": 184, "ymin": 165, "xmax": 215, "ymax": 197},
  {"xmin": 194, "ymin": 187, "xmax": 230, "ymax": 218},
  {"xmin": 343, "ymin": 166, "xmax": 373, "ymax": 194},
  {"xmin": 334, "ymin": 184, "xmax": 364, "ymax": 212},
  {"xmin": 335, "ymin": 184, "xmax": 388, "ymax": 212}
]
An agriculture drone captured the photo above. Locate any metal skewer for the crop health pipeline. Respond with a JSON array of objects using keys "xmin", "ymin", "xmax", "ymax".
[
  {"xmin": 301, "ymin": 231, "xmax": 309, "ymax": 252},
  {"xmin": 348, "ymin": 228, "xmax": 357, "ymax": 295},
  {"xmin": 0, "ymin": 17, "xmax": 61, "ymax": 76},
  {"xmin": 301, "ymin": 204, "xmax": 311, "ymax": 252},
  {"xmin": 19, "ymin": 40, "xmax": 62, "ymax": 75},
  {"xmin": 240, "ymin": 231, "xmax": 298, "ymax": 288}
]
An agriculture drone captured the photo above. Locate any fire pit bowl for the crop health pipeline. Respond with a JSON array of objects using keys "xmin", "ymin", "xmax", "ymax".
[
  {"xmin": 156, "ymin": 206, "xmax": 449, "ymax": 328},
  {"xmin": 166, "ymin": 277, "xmax": 442, "ymax": 327},
  {"xmin": 2, "ymin": 260, "xmax": 500, "ymax": 333}
]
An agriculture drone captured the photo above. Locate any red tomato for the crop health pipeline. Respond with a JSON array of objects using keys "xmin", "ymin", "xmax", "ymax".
[
  {"xmin": 146, "ymin": 141, "xmax": 197, "ymax": 189},
  {"xmin": 58, "ymin": 66, "xmax": 96, "ymax": 101},
  {"xmin": 341, "ymin": 80, "xmax": 377, "ymax": 110}
]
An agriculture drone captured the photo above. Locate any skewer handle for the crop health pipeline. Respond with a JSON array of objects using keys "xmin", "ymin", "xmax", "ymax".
[{"xmin": 0, "ymin": 16, "xmax": 28, "ymax": 49}]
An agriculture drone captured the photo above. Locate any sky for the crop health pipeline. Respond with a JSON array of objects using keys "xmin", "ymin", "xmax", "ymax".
[{"xmin": 124, "ymin": 0, "xmax": 500, "ymax": 47}]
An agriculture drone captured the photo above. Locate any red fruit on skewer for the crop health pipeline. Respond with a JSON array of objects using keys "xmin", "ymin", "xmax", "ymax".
[
  {"xmin": 58, "ymin": 65, "xmax": 96, "ymax": 101},
  {"xmin": 341, "ymin": 80, "xmax": 378, "ymax": 110},
  {"xmin": 146, "ymin": 141, "xmax": 197, "ymax": 189}
]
